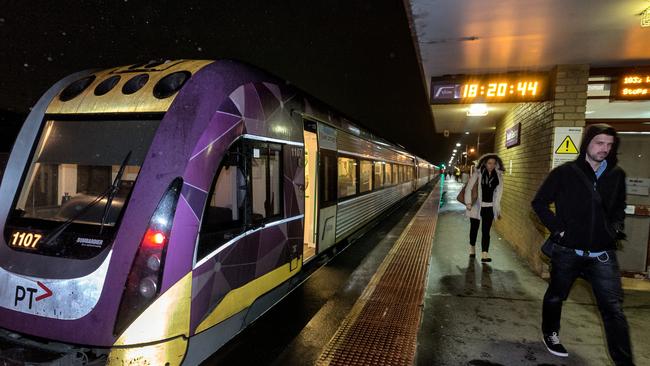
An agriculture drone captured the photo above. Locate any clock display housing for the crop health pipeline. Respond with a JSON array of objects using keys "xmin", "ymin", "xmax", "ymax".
[{"xmin": 431, "ymin": 72, "xmax": 551, "ymax": 104}]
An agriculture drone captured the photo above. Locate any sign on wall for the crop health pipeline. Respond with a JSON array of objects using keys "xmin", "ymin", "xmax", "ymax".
[
  {"xmin": 552, "ymin": 127, "xmax": 583, "ymax": 169},
  {"xmin": 627, "ymin": 177, "xmax": 650, "ymax": 196},
  {"xmin": 505, "ymin": 123, "xmax": 521, "ymax": 148},
  {"xmin": 612, "ymin": 68, "xmax": 650, "ymax": 101}
]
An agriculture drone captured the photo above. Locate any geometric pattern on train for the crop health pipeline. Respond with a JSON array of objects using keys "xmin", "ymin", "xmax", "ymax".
[{"xmin": 189, "ymin": 81, "xmax": 304, "ymax": 331}]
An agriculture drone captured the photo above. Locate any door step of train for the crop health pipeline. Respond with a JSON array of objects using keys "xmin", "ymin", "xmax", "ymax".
[{"xmin": 0, "ymin": 328, "xmax": 107, "ymax": 365}]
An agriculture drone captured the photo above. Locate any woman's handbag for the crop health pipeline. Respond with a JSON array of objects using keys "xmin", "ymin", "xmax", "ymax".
[{"xmin": 456, "ymin": 179, "xmax": 478, "ymax": 206}]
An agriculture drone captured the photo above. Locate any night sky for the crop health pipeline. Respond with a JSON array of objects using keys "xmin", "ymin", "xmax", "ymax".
[{"xmin": 1, "ymin": 1, "xmax": 443, "ymax": 163}]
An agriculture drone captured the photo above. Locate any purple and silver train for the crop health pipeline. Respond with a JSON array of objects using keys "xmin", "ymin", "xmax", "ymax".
[{"xmin": 0, "ymin": 60, "xmax": 437, "ymax": 365}]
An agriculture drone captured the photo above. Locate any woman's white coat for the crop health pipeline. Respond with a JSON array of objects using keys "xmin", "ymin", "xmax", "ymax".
[{"xmin": 464, "ymin": 167, "xmax": 503, "ymax": 219}]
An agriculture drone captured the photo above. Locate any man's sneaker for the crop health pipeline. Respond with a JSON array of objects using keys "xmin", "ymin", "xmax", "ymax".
[{"xmin": 542, "ymin": 332, "xmax": 569, "ymax": 357}]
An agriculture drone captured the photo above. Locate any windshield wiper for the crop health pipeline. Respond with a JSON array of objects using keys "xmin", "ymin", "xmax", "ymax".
[
  {"xmin": 99, "ymin": 151, "xmax": 132, "ymax": 234},
  {"xmin": 41, "ymin": 186, "xmax": 112, "ymax": 247},
  {"xmin": 41, "ymin": 151, "xmax": 132, "ymax": 246}
]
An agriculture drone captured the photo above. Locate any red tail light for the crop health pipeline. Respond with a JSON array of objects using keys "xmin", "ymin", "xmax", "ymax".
[
  {"xmin": 114, "ymin": 178, "xmax": 183, "ymax": 335},
  {"xmin": 143, "ymin": 229, "xmax": 167, "ymax": 247}
]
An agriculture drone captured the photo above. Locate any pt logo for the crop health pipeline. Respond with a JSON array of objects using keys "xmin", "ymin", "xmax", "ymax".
[{"xmin": 14, "ymin": 281, "xmax": 53, "ymax": 309}]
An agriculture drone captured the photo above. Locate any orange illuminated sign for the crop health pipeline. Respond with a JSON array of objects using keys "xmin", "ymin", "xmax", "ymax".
[
  {"xmin": 614, "ymin": 71, "xmax": 650, "ymax": 100},
  {"xmin": 9, "ymin": 230, "xmax": 43, "ymax": 250},
  {"xmin": 431, "ymin": 73, "xmax": 549, "ymax": 104}
]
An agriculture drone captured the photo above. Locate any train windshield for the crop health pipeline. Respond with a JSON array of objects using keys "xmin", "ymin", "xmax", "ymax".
[{"xmin": 13, "ymin": 119, "xmax": 160, "ymax": 226}]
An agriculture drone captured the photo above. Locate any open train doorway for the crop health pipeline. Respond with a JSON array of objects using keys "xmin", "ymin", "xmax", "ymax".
[{"xmin": 303, "ymin": 120, "xmax": 319, "ymax": 261}]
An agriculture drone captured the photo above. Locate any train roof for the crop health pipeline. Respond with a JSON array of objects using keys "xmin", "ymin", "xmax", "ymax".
[{"xmin": 45, "ymin": 59, "xmax": 435, "ymax": 167}]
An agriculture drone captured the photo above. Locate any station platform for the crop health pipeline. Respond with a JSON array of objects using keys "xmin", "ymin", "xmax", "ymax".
[
  {"xmin": 207, "ymin": 178, "xmax": 650, "ymax": 365},
  {"xmin": 415, "ymin": 178, "xmax": 650, "ymax": 366}
]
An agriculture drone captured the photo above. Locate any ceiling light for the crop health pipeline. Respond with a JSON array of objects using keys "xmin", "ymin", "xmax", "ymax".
[
  {"xmin": 456, "ymin": 142, "xmax": 461, "ymax": 147},
  {"xmin": 453, "ymin": 149, "xmax": 457, "ymax": 152},
  {"xmin": 467, "ymin": 104, "xmax": 488, "ymax": 116},
  {"xmin": 465, "ymin": 131, "xmax": 470, "ymax": 135}
]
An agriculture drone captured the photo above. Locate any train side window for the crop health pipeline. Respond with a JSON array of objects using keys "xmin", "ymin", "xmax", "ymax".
[
  {"xmin": 359, "ymin": 160, "xmax": 372, "ymax": 193},
  {"xmin": 392, "ymin": 164, "xmax": 399, "ymax": 185},
  {"xmin": 384, "ymin": 163, "xmax": 392, "ymax": 187},
  {"xmin": 373, "ymin": 162, "xmax": 384, "ymax": 189},
  {"xmin": 197, "ymin": 145, "xmax": 247, "ymax": 260},
  {"xmin": 269, "ymin": 146, "xmax": 282, "ymax": 216},
  {"xmin": 337, "ymin": 156, "xmax": 357, "ymax": 198},
  {"xmin": 251, "ymin": 143, "xmax": 283, "ymax": 224},
  {"xmin": 319, "ymin": 150, "xmax": 337, "ymax": 206}
]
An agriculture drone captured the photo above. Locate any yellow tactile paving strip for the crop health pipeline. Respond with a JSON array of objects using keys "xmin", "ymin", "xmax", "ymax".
[{"xmin": 316, "ymin": 184, "xmax": 440, "ymax": 366}]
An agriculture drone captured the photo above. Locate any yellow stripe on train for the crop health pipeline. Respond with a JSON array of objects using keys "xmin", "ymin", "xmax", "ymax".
[{"xmin": 196, "ymin": 257, "xmax": 302, "ymax": 333}]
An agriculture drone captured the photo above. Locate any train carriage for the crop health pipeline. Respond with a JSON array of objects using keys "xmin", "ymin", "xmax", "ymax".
[{"xmin": 0, "ymin": 59, "xmax": 436, "ymax": 365}]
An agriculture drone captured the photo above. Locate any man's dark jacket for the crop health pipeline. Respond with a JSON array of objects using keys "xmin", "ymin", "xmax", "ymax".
[{"xmin": 531, "ymin": 125, "xmax": 627, "ymax": 252}]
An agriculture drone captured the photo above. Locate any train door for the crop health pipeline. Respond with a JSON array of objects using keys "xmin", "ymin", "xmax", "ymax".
[
  {"xmin": 316, "ymin": 123, "xmax": 337, "ymax": 252},
  {"xmin": 303, "ymin": 120, "xmax": 318, "ymax": 261}
]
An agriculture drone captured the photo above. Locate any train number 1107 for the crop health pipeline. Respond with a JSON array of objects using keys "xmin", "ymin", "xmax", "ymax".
[{"xmin": 10, "ymin": 231, "xmax": 43, "ymax": 249}]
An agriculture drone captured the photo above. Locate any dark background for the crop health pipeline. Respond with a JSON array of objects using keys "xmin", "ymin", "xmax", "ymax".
[{"xmin": 0, "ymin": 1, "xmax": 443, "ymax": 162}]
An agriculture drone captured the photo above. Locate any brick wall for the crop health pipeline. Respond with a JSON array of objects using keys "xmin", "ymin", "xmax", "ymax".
[{"xmin": 493, "ymin": 65, "xmax": 589, "ymax": 276}]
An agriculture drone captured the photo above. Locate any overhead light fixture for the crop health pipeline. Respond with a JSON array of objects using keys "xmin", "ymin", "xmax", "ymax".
[
  {"xmin": 467, "ymin": 104, "xmax": 488, "ymax": 116},
  {"xmin": 465, "ymin": 131, "xmax": 470, "ymax": 135},
  {"xmin": 641, "ymin": 6, "xmax": 650, "ymax": 27},
  {"xmin": 456, "ymin": 142, "xmax": 461, "ymax": 147},
  {"xmin": 453, "ymin": 149, "xmax": 457, "ymax": 152}
]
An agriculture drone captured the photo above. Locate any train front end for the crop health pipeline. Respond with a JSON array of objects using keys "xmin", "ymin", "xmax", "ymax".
[{"xmin": 0, "ymin": 60, "xmax": 213, "ymax": 365}]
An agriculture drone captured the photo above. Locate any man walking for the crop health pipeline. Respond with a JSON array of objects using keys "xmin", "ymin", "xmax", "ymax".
[{"xmin": 532, "ymin": 124, "xmax": 633, "ymax": 365}]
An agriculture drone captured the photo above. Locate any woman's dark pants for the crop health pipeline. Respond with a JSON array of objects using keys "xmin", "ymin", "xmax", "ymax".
[{"xmin": 469, "ymin": 207, "xmax": 494, "ymax": 252}]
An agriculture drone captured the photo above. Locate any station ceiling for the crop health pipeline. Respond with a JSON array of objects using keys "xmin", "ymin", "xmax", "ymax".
[{"xmin": 408, "ymin": 0, "xmax": 650, "ymax": 134}]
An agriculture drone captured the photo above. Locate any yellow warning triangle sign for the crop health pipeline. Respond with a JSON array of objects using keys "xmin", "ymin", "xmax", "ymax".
[{"xmin": 555, "ymin": 136, "xmax": 579, "ymax": 154}]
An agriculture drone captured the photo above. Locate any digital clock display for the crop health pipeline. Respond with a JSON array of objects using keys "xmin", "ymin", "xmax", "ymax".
[
  {"xmin": 430, "ymin": 73, "xmax": 550, "ymax": 104},
  {"xmin": 613, "ymin": 69, "xmax": 650, "ymax": 101}
]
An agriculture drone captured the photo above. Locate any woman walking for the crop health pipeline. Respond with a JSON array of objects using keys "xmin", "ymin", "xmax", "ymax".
[{"xmin": 465, "ymin": 153, "xmax": 505, "ymax": 262}]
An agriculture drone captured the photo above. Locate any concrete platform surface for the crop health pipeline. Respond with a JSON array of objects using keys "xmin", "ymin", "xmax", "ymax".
[{"xmin": 416, "ymin": 178, "xmax": 650, "ymax": 366}]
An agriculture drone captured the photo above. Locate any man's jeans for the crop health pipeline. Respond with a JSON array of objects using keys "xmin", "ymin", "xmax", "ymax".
[{"xmin": 542, "ymin": 245, "xmax": 634, "ymax": 366}]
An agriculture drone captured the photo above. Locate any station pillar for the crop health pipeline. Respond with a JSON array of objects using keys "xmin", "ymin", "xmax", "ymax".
[{"xmin": 492, "ymin": 64, "xmax": 589, "ymax": 276}]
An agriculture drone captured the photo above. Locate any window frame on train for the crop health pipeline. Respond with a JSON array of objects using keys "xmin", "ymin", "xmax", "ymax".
[
  {"xmin": 249, "ymin": 141, "xmax": 284, "ymax": 224},
  {"xmin": 319, "ymin": 149, "xmax": 337, "ymax": 208},
  {"xmin": 196, "ymin": 140, "xmax": 248, "ymax": 261},
  {"xmin": 337, "ymin": 155, "xmax": 358, "ymax": 199},
  {"xmin": 196, "ymin": 138, "xmax": 285, "ymax": 262}
]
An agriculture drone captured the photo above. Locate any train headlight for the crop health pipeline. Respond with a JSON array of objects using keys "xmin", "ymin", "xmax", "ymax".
[
  {"xmin": 139, "ymin": 276, "xmax": 158, "ymax": 299},
  {"xmin": 114, "ymin": 177, "xmax": 183, "ymax": 336},
  {"xmin": 146, "ymin": 255, "xmax": 161, "ymax": 271}
]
